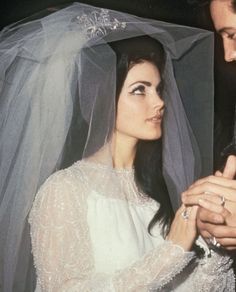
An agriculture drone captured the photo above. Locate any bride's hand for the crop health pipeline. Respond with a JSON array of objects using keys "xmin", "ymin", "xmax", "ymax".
[{"xmin": 166, "ymin": 205, "xmax": 198, "ymax": 251}]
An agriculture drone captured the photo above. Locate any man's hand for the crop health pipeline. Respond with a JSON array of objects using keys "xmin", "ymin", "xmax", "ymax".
[{"xmin": 182, "ymin": 155, "xmax": 236, "ymax": 250}]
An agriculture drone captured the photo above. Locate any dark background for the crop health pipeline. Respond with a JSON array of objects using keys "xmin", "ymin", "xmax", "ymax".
[{"xmin": 1, "ymin": 0, "xmax": 235, "ymax": 170}]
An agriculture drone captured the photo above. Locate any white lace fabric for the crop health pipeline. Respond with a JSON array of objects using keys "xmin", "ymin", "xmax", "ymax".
[{"xmin": 29, "ymin": 160, "xmax": 234, "ymax": 292}]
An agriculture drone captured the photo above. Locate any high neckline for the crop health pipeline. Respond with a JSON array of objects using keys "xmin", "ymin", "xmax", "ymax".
[{"xmin": 75, "ymin": 159, "xmax": 135, "ymax": 175}]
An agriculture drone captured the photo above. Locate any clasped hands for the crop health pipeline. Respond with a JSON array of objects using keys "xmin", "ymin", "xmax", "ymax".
[{"xmin": 182, "ymin": 155, "xmax": 236, "ymax": 251}]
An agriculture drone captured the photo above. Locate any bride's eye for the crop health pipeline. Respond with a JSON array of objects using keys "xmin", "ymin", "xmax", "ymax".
[{"xmin": 130, "ymin": 85, "xmax": 145, "ymax": 95}]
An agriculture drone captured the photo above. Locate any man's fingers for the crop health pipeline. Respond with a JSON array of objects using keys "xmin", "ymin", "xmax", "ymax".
[
  {"xmin": 200, "ymin": 224, "xmax": 236, "ymax": 238},
  {"xmin": 186, "ymin": 173, "xmax": 236, "ymax": 190},
  {"xmin": 198, "ymin": 230, "xmax": 212, "ymax": 239},
  {"xmin": 225, "ymin": 214, "xmax": 236, "ymax": 226},
  {"xmin": 196, "ymin": 218, "xmax": 212, "ymax": 238},
  {"xmin": 183, "ymin": 182, "xmax": 236, "ymax": 202},
  {"xmin": 188, "ymin": 205, "xmax": 198, "ymax": 221},
  {"xmin": 215, "ymin": 170, "xmax": 223, "ymax": 177},
  {"xmin": 197, "ymin": 207, "xmax": 225, "ymax": 224},
  {"xmin": 225, "ymin": 246, "xmax": 236, "ymax": 251},
  {"xmin": 217, "ymin": 237, "xmax": 236, "ymax": 247},
  {"xmin": 222, "ymin": 155, "xmax": 236, "ymax": 179}
]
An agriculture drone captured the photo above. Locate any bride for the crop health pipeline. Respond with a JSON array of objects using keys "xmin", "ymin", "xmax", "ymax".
[{"xmin": 0, "ymin": 2, "xmax": 234, "ymax": 291}]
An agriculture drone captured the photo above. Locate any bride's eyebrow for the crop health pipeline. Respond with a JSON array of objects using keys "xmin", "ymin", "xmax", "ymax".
[
  {"xmin": 129, "ymin": 81, "xmax": 151, "ymax": 87},
  {"xmin": 218, "ymin": 27, "xmax": 236, "ymax": 35}
]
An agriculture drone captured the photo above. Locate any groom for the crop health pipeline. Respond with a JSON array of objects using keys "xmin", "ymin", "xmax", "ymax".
[{"xmin": 183, "ymin": 0, "xmax": 236, "ymax": 250}]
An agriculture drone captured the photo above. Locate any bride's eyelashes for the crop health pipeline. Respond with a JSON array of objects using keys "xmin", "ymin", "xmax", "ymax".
[{"xmin": 129, "ymin": 85, "xmax": 146, "ymax": 95}]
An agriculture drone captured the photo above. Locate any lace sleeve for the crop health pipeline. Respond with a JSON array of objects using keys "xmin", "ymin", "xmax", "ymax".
[
  {"xmin": 112, "ymin": 242, "xmax": 194, "ymax": 292},
  {"xmin": 29, "ymin": 170, "xmax": 195, "ymax": 292},
  {"xmin": 164, "ymin": 238, "xmax": 235, "ymax": 291},
  {"xmin": 190, "ymin": 249, "xmax": 235, "ymax": 291}
]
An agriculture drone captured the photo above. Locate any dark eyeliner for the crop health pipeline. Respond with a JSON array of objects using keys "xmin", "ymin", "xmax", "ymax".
[{"xmin": 130, "ymin": 85, "xmax": 145, "ymax": 94}]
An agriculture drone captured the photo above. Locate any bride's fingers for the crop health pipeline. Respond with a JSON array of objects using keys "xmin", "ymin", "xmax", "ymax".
[
  {"xmin": 182, "ymin": 192, "xmax": 223, "ymax": 206},
  {"xmin": 198, "ymin": 199, "xmax": 230, "ymax": 216},
  {"xmin": 188, "ymin": 205, "xmax": 198, "ymax": 221}
]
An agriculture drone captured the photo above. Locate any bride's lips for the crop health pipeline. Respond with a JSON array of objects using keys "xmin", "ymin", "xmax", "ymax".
[{"xmin": 146, "ymin": 114, "xmax": 163, "ymax": 123}]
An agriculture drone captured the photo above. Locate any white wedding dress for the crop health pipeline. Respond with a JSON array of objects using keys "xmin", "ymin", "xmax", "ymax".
[{"xmin": 29, "ymin": 160, "xmax": 235, "ymax": 291}]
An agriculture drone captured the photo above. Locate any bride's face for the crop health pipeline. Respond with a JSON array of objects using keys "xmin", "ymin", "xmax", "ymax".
[{"xmin": 115, "ymin": 60, "xmax": 165, "ymax": 143}]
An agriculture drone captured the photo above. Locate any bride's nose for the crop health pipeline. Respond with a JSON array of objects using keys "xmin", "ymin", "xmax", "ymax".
[{"xmin": 152, "ymin": 91, "xmax": 165, "ymax": 111}]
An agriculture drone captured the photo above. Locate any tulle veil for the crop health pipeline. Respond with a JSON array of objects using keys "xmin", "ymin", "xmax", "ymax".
[{"xmin": 0, "ymin": 2, "xmax": 214, "ymax": 291}]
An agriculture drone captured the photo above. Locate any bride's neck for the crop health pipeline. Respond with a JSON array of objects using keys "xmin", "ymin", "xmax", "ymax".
[{"xmin": 111, "ymin": 131, "xmax": 137, "ymax": 169}]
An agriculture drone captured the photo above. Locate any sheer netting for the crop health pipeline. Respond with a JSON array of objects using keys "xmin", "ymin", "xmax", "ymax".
[{"xmin": 0, "ymin": 2, "xmax": 223, "ymax": 291}]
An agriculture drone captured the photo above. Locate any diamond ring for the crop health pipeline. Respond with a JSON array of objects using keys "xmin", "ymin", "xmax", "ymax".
[
  {"xmin": 209, "ymin": 236, "xmax": 221, "ymax": 248},
  {"xmin": 181, "ymin": 209, "xmax": 189, "ymax": 220},
  {"xmin": 220, "ymin": 195, "xmax": 225, "ymax": 207}
]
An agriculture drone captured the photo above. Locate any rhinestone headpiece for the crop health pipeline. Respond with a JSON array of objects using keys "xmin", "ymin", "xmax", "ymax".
[{"xmin": 75, "ymin": 9, "xmax": 126, "ymax": 38}]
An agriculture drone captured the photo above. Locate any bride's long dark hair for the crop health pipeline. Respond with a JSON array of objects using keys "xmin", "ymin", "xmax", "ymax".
[{"xmin": 110, "ymin": 36, "xmax": 174, "ymax": 236}]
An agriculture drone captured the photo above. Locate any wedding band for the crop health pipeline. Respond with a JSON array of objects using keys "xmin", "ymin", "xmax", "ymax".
[
  {"xmin": 181, "ymin": 209, "xmax": 189, "ymax": 220},
  {"xmin": 209, "ymin": 236, "xmax": 221, "ymax": 248},
  {"xmin": 220, "ymin": 195, "xmax": 225, "ymax": 207}
]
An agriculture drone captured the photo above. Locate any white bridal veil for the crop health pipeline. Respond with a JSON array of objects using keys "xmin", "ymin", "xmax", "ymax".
[{"xmin": 0, "ymin": 2, "xmax": 214, "ymax": 291}]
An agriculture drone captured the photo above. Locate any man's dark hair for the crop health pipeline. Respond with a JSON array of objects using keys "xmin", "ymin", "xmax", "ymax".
[{"xmin": 189, "ymin": 0, "xmax": 236, "ymax": 12}]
